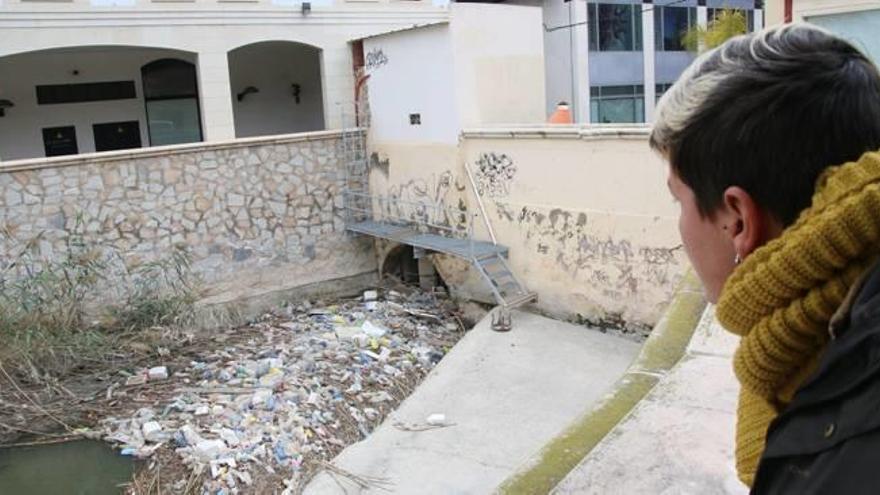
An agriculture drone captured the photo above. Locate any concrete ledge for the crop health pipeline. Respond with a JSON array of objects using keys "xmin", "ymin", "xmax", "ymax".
[
  {"xmin": 461, "ymin": 125, "xmax": 651, "ymax": 141},
  {"xmin": 192, "ymin": 270, "xmax": 378, "ymax": 330},
  {"xmin": 496, "ymin": 271, "xmax": 706, "ymax": 495}
]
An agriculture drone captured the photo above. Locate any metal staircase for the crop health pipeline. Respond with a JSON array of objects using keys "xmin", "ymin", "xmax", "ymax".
[
  {"xmin": 473, "ymin": 252, "xmax": 535, "ymax": 311},
  {"xmin": 338, "ymin": 103, "xmax": 535, "ymax": 329}
]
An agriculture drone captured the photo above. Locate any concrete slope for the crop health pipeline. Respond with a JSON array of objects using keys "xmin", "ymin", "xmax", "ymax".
[
  {"xmin": 304, "ymin": 310, "xmax": 639, "ymax": 494},
  {"xmin": 552, "ymin": 306, "xmax": 746, "ymax": 495}
]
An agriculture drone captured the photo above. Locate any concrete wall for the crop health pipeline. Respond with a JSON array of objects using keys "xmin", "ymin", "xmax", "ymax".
[
  {"xmin": 362, "ymin": 3, "xmax": 546, "ymax": 256},
  {"xmin": 451, "ymin": 127, "xmax": 687, "ymax": 328},
  {"xmin": 764, "ymin": 0, "xmax": 785, "ymax": 24},
  {"xmin": 0, "ymin": 47, "xmax": 197, "ymax": 161},
  {"xmin": 359, "ymin": 9, "xmax": 687, "ymax": 328},
  {"xmin": 362, "ymin": 3, "xmax": 545, "ymax": 145},
  {"xmin": 366, "ymin": 126, "xmax": 687, "ymax": 329},
  {"xmin": 0, "ymin": 130, "xmax": 376, "ymax": 307},
  {"xmin": 363, "ymin": 23, "xmax": 458, "ymax": 144},
  {"xmin": 228, "ymin": 41, "xmax": 326, "ymax": 138},
  {"xmin": 450, "ymin": 3, "xmax": 546, "ymax": 127}
]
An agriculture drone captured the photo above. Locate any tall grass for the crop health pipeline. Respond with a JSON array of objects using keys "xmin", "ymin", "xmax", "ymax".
[{"xmin": 0, "ymin": 216, "xmax": 199, "ymax": 384}]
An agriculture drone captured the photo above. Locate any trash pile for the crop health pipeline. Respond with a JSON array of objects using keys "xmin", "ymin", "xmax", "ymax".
[{"xmin": 96, "ymin": 288, "xmax": 466, "ymax": 493}]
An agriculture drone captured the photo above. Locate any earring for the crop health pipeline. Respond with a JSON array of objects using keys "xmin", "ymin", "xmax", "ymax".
[{"xmin": 734, "ymin": 253, "xmax": 743, "ymax": 265}]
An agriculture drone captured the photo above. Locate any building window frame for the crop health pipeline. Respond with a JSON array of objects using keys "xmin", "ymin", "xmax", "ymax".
[
  {"xmin": 588, "ymin": 2, "xmax": 644, "ymax": 52},
  {"xmin": 654, "ymin": 5, "xmax": 698, "ymax": 52},
  {"xmin": 590, "ymin": 84, "xmax": 646, "ymax": 123},
  {"xmin": 655, "ymin": 82, "xmax": 674, "ymax": 103},
  {"xmin": 140, "ymin": 58, "xmax": 204, "ymax": 147}
]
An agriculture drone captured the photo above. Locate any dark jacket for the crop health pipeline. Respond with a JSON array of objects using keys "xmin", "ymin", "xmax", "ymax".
[{"xmin": 752, "ymin": 261, "xmax": 880, "ymax": 494}]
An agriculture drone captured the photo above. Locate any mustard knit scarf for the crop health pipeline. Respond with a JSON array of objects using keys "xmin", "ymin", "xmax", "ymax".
[{"xmin": 716, "ymin": 151, "xmax": 880, "ymax": 487}]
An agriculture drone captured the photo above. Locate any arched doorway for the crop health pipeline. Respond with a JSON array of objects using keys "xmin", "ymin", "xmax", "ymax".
[
  {"xmin": 141, "ymin": 58, "xmax": 203, "ymax": 146},
  {"xmin": 227, "ymin": 41, "xmax": 325, "ymax": 138}
]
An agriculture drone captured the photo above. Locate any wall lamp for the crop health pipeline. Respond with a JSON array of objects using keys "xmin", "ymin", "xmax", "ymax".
[
  {"xmin": 0, "ymin": 99, "xmax": 13, "ymax": 117},
  {"xmin": 237, "ymin": 86, "xmax": 259, "ymax": 102}
]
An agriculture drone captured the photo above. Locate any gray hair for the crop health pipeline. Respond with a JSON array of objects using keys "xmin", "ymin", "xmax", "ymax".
[
  {"xmin": 649, "ymin": 22, "xmax": 880, "ymax": 225},
  {"xmin": 651, "ymin": 23, "xmax": 836, "ymax": 151}
]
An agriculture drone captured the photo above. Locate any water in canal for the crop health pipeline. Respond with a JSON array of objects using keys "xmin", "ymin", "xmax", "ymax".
[{"xmin": 0, "ymin": 440, "xmax": 134, "ymax": 495}]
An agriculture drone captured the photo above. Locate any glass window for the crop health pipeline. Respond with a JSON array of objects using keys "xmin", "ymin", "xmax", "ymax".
[
  {"xmin": 655, "ymin": 83, "xmax": 673, "ymax": 103},
  {"xmin": 145, "ymin": 98, "xmax": 202, "ymax": 146},
  {"xmin": 655, "ymin": 6, "xmax": 696, "ymax": 51},
  {"xmin": 589, "ymin": 3, "xmax": 599, "ymax": 51},
  {"xmin": 590, "ymin": 85, "xmax": 645, "ymax": 123},
  {"xmin": 141, "ymin": 59, "xmax": 199, "ymax": 100},
  {"xmin": 589, "ymin": 3, "xmax": 643, "ymax": 52},
  {"xmin": 141, "ymin": 58, "xmax": 203, "ymax": 146}
]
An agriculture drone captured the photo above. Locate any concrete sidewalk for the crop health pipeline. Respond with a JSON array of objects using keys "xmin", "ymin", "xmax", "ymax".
[
  {"xmin": 552, "ymin": 306, "xmax": 746, "ymax": 495},
  {"xmin": 304, "ymin": 310, "xmax": 639, "ymax": 494}
]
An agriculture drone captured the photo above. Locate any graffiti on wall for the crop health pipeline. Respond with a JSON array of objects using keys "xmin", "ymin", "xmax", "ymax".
[
  {"xmin": 385, "ymin": 171, "xmax": 468, "ymax": 233},
  {"xmin": 493, "ymin": 201, "xmax": 683, "ymax": 301},
  {"xmin": 473, "ymin": 153, "xmax": 517, "ymax": 198},
  {"xmin": 369, "ymin": 152, "xmax": 390, "ymax": 177},
  {"xmin": 365, "ymin": 48, "xmax": 389, "ymax": 71}
]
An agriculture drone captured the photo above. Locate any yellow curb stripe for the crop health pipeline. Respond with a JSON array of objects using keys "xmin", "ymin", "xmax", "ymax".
[{"xmin": 497, "ymin": 271, "xmax": 706, "ymax": 495}]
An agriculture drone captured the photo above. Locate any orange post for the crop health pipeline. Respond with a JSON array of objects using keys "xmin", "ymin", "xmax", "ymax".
[{"xmin": 548, "ymin": 101, "xmax": 573, "ymax": 124}]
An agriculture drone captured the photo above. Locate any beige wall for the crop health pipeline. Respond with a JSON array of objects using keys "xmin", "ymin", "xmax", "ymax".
[
  {"xmin": 764, "ymin": 0, "xmax": 785, "ymax": 25},
  {"xmin": 454, "ymin": 127, "xmax": 687, "ymax": 328},
  {"xmin": 358, "ymin": 6, "xmax": 681, "ymax": 328},
  {"xmin": 368, "ymin": 126, "xmax": 688, "ymax": 329},
  {"xmin": 449, "ymin": 3, "xmax": 546, "ymax": 127}
]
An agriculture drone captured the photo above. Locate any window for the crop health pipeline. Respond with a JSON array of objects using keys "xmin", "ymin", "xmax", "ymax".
[
  {"xmin": 655, "ymin": 83, "xmax": 674, "ymax": 103},
  {"xmin": 93, "ymin": 121, "xmax": 142, "ymax": 152},
  {"xmin": 36, "ymin": 81, "xmax": 136, "ymax": 105},
  {"xmin": 42, "ymin": 126, "xmax": 78, "ymax": 157},
  {"xmin": 141, "ymin": 59, "xmax": 203, "ymax": 146},
  {"xmin": 654, "ymin": 6, "xmax": 696, "ymax": 51},
  {"xmin": 590, "ymin": 85, "xmax": 645, "ymax": 123},
  {"xmin": 588, "ymin": 3, "xmax": 643, "ymax": 52}
]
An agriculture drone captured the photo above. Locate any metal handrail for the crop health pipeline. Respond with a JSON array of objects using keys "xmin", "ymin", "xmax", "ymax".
[
  {"xmin": 343, "ymin": 191, "xmax": 470, "ymax": 234},
  {"xmin": 338, "ymin": 100, "xmax": 476, "ymax": 258},
  {"xmin": 463, "ymin": 161, "xmax": 497, "ymax": 245},
  {"xmin": 341, "ymin": 190, "xmax": 476, "ymax": 255}
]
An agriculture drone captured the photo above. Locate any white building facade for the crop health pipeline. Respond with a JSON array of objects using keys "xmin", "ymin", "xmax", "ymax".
[
  {"xmin": 539, "ymin": 0, "xmax": 764, "ymax": 124},
  {"xmin": 0, "ymin": 0, "xmax": 450, "ymax": 160}
]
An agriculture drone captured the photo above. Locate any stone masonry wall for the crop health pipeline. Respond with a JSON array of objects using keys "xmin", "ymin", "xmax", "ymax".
[{"xmin": 0, "ymin": 131, "xmax": 376, "ymax": 306}]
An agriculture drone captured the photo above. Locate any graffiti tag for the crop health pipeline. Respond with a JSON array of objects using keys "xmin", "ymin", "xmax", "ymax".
[
  {"xmin": 365, "ymin": 48, "xmax": 388, "ymax": 70},
  {"xmin": 474, "ymin": 152, "xmax": 517, "ymax": 198}
]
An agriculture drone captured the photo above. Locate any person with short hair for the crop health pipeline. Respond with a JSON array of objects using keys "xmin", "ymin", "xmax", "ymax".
[{"xmin": 650, "ymin": 23, "xmax": 880, "ymax": 493}]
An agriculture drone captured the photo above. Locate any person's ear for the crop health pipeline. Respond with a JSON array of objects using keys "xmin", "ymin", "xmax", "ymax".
[{"xmin": 721, "ymin": 186, "xmax": 776, "ymax": 260}]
